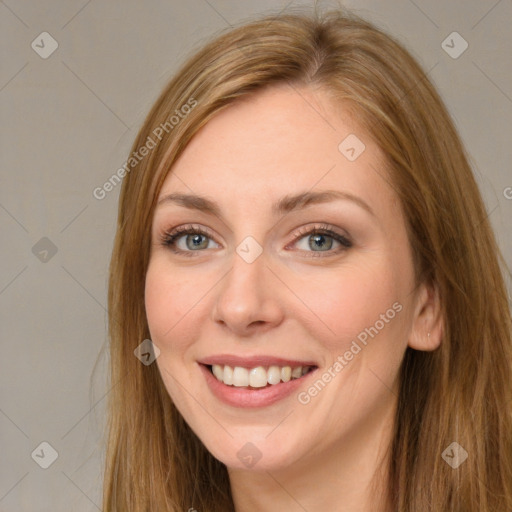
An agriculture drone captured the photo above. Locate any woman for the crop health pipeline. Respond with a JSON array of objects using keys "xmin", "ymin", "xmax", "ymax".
[{"xmin": 102, "ymin": 7, "xmax": 512, "ymax": 511}]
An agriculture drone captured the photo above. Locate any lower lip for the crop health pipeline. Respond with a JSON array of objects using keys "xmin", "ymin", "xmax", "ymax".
[{"xmin": 199, "ymin": 363, "xmax": 317, "ymax": 408}]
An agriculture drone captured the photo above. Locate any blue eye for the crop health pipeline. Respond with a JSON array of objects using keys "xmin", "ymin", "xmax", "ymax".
[
  {"xmin": 292, "ymin": 227, "xmax": 352, "ymax": 255},
  {"xmin": 161, "ymin": 223, "xmax": 352, "ymax": 258},
  {"xmin": 161, "ymin": 225, "xmax": 219, "ymax": 256}
]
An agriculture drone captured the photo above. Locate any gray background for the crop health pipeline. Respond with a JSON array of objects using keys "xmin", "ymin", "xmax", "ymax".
[{"xmin": 0, "ymin": 0, "xmax": 510, "ymax": 510}]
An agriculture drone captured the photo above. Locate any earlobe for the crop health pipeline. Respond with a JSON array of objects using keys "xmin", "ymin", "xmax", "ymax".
[{"xmin": 407, "ymin": 281, "xmax": 443, "ymax": 351}]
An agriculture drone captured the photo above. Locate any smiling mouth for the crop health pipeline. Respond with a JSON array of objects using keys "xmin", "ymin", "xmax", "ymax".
[{"xmin": 205, "ymin": 363, "xmax": 317, "ymax": 389}]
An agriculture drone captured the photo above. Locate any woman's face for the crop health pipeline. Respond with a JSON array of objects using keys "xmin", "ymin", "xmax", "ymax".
[{"xmin": 145, "ymin": 84, "xmax": 422, "ymax": 471}]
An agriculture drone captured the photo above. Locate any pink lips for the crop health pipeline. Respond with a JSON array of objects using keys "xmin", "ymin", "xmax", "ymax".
[{"xmin": 197, "ymin": 354, "xmax": 318, "ymax": 368}]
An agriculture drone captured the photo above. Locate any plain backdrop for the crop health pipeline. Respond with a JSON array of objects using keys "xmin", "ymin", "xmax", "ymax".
[{"xmin": 1, "ymin": 0, "xmax": 511, "ymax": 510}]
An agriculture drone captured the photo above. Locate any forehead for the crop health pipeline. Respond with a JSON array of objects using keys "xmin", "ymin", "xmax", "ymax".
[{"xmin": 157, "ymin": 84, "xmax": 396, "ymax": 217}]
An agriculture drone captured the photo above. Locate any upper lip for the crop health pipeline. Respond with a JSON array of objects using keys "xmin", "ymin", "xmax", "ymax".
[{"xmin": 197, "ymin": 354, "xmax": 318, "ymax": 368}]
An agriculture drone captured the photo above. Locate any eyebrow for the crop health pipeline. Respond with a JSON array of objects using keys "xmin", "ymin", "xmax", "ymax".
[{"xmin": 157, "ymin": 190, "xmax": 375, "ymax": 218}]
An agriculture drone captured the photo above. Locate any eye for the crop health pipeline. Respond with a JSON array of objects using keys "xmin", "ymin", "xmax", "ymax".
[
  {"xmin": 288, "ymin": 223, "xmax": 352, "ymax": 257},
  {"xmin": 160, "ymin": 223, "xmax": 352, "ymax": 258},
  {"xmin": 160, "ymin": 224, "xmax": 219, "ymax": 257}
]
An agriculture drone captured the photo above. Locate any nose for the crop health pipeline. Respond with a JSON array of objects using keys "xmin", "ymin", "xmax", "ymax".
[{"xmin": 211, "ymin": 247, "xmax": 285, "ymax": 337}]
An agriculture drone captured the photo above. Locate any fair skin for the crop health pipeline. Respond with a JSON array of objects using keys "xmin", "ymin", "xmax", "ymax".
[{"xmin": 145, "ymin": 83, "xmax": 442, "ymax": 511}]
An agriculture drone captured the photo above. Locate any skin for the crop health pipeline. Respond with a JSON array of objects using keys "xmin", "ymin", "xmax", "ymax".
[{"xmin": 145, "ymin": 83, "xmax": 442, "ymax": 511}]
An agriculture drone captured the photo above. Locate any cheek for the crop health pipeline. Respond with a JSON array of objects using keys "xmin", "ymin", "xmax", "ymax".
[
  {"xmin": 145, "ymin": 267, "xmax": 171, "ymax": 341},
  {"xmin": 144, "ymin": 260, "xmax": 197, "ymax": 349},
  {"xmin": 144, "ymin": 260, "xmax": 201, "ymax": 405},
  {"xmin": 298, "ymin": 259, "xmax": 404, "ymax": 354}
]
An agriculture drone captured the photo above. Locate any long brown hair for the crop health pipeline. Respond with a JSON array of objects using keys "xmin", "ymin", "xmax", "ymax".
[{"xmin": 102, "ymin": 6, "xmax": 512, "ymax": 511}]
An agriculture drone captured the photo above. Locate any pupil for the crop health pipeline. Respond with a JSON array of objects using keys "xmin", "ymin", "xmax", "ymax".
[
  {"xmin": 187, "ymin": 234, "xmax": 206, "ymax": 249},
  {"xmin": 310, "ymin": 234, "xmax": 332, "ymax": 251}
]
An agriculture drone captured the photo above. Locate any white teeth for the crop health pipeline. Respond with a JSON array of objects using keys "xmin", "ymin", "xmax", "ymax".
[
  {"xmin": 210, "ymin": 364, "xmax": 314, "ymax": 387},
  {"xmin": 223, "ymin": 365, "xmax": 233, "ymax": 385},
  {"xmin": 212, "ymin": 364, "xmax": 223, "ymax": 381},
  {"xmin": 232, "ymin": 366, "xmax": 249, "ymax": 386},
  {"xmin": 267, "ymin": 366, "xmax": 281, "ymax": 385},
  {"xmin": 249, "ymin": 367, "xmax": 268, "ymax": 388}
]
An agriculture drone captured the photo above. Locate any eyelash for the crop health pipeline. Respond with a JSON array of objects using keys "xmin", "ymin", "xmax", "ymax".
[{"xmin": 159, "ymin": 223, "xmax": 352, "ymax": 258}]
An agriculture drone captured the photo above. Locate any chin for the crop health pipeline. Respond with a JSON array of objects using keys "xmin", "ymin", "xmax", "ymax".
[{"xmin": 201, "ymin": 432, "xmax": 301, "ymax": 472}]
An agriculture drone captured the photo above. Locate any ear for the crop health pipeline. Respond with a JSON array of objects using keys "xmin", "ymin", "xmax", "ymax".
[{"xmin": 408, "ymin": 280, "xmax": 443, "ymax": 351}]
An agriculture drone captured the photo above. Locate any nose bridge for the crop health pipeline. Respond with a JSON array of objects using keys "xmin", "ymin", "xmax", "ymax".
[{"xmin": 212, "ymin": 242, "xmax": 283, "ymax": 332}]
